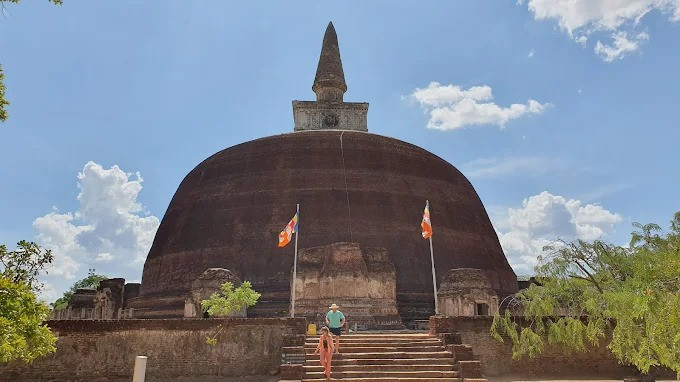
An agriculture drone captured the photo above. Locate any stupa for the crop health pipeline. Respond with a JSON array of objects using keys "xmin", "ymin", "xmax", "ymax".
[{"xmin": 126, "ymin": 22, "xmax": 518, "ymax": 325}]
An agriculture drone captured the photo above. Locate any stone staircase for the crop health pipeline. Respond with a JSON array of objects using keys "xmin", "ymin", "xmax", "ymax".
[{"xmin": 280, "ymin": 332, "xmax": 486, "ymax": 381}]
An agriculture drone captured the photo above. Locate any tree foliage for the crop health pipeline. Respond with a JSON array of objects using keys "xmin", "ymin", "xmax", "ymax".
[
  {"xmin": 0, "ymin": 240, "xmax": 53, "ymax": 292},
  {"xmin": 0, "ymin": 0, "xmax": 62, "ymax": 4},
  {"xmin": 51, "ymin": 269, "xmax": 108, "ymax": 310},
  {"xmin": 0, "ymin": 241, "xmax": 57, "ymax": 363},
  {"xmin": 201, "ymin": 281, "xmax": 261, "ymax": 318},
  {"xmin": 0, "ymin": 276, "xmax": 57, "ymax": 363},
  {"xmin": 491, "ymin": 212, "xmax": 680, "ymax": 377},
  {"xmin": 201, "ymin": 281, "xmax": 261, "ymax": 346},
  {"xmin": 0, "ymin": 65, "xmax": 8, "ymax": 122},
  {"xmin": 0, "ymin": 0, "xmax": 62, "ymax": 122}
]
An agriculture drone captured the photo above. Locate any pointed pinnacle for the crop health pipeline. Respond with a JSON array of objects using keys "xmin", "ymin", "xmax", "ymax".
[{"xmin": 313, "ymin": 22, "xmax": 347, "ymax": 99}]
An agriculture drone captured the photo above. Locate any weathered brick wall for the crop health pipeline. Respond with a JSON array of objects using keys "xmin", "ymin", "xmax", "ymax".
[
  {"xmin": 0, "ymin": 318, "xmax": 306, "ymax": 382},
  {"xmin": 430, "ymin": 316, "xmax": 640, "ymax": 379}
]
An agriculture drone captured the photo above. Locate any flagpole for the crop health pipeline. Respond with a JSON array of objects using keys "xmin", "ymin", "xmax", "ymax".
[
  {"xmin": 291, "ymin": 203, "xmax": 300, "ymax": 318},
  {"xmin": 427, "ymin": 200, "xmax": 439, "ymax": 315},
  {"xmin": 429, "ymin": 235, "xmax": 439, "ymax": 315}
]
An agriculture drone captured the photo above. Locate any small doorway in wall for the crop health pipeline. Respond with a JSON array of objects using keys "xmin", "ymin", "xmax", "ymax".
[{"xmin": 475, "ymin": 303, "xmax": 489, "ymax": 316}]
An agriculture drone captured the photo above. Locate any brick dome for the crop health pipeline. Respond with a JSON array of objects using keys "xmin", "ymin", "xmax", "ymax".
[{"xmin": 133, "ymin": 130, "xmax": 518, "ymax": 322}]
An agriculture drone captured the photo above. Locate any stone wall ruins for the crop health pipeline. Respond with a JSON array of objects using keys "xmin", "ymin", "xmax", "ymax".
[
  {"xmin": 183, "ymin": 268, "xmax": 246, "ymax": 318},
  {"xmin": 430, "ymin": 316, "xmax": 646, "ymax": 379},
  {"xmin": 438, "ymin": 268, "xmax": 499, "ymax": 317},
  {"xmin": 0, "ymin": 318, "xmax": 306, "ymax": 382},
  {"xmin": 293, "ymin": 242, "xmax": 402, "ymax": 329},
  {"xmin": 50, "ymin": 278, "xmax": 141, "ymax": 320}
]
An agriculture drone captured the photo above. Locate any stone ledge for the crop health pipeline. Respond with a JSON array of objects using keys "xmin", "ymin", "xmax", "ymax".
[
  {"xmin": 450, "ymin": 344, "xmax": 474, "ymax": 362},
  {"xmin": 438, "ymin": 332, "xmax": 462, "ymax": 346},
  {"xmin": 292, "ymin": 100, "xmax": 369, "ymax": 109},
  {"xmin": 283, "ymin": 334, "xmax": 307, "ymax": 347},
  {"xmin": 459, "ymin": 360, "xmax": 484, "ymax": 378},
  {"xmin": 44, "ymin": 318, "xmax": 307, "ymax": 334},
  {"xmin": 280, "ymin": 364, "xmax": 304, "ymax": 380}
]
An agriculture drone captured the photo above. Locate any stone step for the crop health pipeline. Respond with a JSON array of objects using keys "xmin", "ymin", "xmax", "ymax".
[
  {"xmin": 301, "ymin": 345, "xmax": 446, "ymax": 353},
  {"xmin": 305, "ymin": 338, "xmax": 442, "ymax": 345},
  {"xmin": 304, "ymin": 342, "xmax": 443, "ymax": 349},
  {"xmin": 305, "ymin": 337, "xmax": 435, "ymax": 343},
  {"xmin": 308, "ymin": 334, "xmax": 432, "ymax": 339},
  {"xmin": 304, "ymin": 339, "xmax": 440, "ymax": 344},
  {"xmin": 303, "ymin": 364, "xmax": 455, "ymax": 372},
  {"xmin": 285, "ymin": 331, "xmax": 469, "ymax": 382},
  {"xmin": 306, "ymin": 335, "xmax": 439, "ymax": 340},
  {"xmin": 304, "ymin": 357, "xmax": 455, "ymax": 367},
  {"xmin": 304, "ymin": 351, "xmax": 452, "ymax": 360},
  {"xmin": 304, "ymin": 370, "xmax": 459, "ymax": 379}
]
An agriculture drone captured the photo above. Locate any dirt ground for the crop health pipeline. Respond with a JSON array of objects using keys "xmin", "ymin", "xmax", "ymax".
[{"xmin": 489, "ymin": 379, "xmax": 679, "ymax": 382}]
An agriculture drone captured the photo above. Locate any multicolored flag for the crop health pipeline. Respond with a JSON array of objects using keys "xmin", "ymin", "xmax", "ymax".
[
  {"xmin": 278, "ymin": 212, "xmax": 299, "ymax": 247},
  {"xmin": 421, "ymin": 200, "xmax": 432, "ymax": 239}
]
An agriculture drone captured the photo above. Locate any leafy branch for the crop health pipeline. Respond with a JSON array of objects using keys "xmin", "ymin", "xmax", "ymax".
[
  {"xmin": 492, "ymin": 212, "xmax": 680, "ymax": 378},
  {"xmin": 1, "ymin": 0, "xmax": 62, "ymax": 122},
  {"xmin": 200, "ymin": 281, "xmax": 261, "ymax": 346}
]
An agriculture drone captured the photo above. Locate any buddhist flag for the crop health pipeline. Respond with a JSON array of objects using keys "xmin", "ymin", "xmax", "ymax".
[
  {"xmin": 278, "ymin": 212, "xmax": 299, "ymax": 248},
  {"xmin": 421, "ymin": 200, "xmax": 433, "ymax": 239}
]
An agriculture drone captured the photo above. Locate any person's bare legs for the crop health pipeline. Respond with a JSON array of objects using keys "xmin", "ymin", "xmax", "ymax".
[
  {"xmin": 334, "ymin": 333, "xmax": 340, "ymax": 354},
  {"xmin": 321, "ymin": 350, "xmax": 332, "ymax": 380}
]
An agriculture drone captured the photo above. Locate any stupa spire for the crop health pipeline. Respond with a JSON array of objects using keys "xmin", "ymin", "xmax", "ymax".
[
  {"xmin": 292, "ymin": 22, "xmax": 368, "ymax": 132},
  {"xmin": 313, "ymin": 22, "xmax": 347, "ymax": 102}
]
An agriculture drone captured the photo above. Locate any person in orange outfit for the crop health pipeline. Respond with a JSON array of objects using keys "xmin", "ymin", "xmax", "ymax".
[{"xmin": 313, "ymin": 326, "xmax": 334, "ymax": 380}]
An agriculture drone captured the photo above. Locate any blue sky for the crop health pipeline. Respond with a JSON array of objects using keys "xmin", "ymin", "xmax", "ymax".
[{"xmin": 1, "ymin": 1, "xmax": 679, "ymax": 300}]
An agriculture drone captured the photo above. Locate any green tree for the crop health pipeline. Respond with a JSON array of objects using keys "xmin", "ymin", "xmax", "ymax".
[
  {"xmin": 0, "ymin": 0, "xmax": 61, "ymax": 4},
  {"xmin": 0, "ymin": 0, "xmax": 62, "ymax": 122},
  {"xmin": 0, "ymin": 66, "xmax": 8, "ymax": 122},
  {"xmin": 0, "ymin": 241, "xmax": 57, "ymax": 363},
  {"xmin": 491, "ymin": 212, "xmax": 680, "ymax": 378},
  {"xmin": 0, "ymin": 276, "xmax": 57, "ymax": 363},
  {"xmin": 0, "ymin": 240, "xmax": 53, "ymax": 292},
  {"xmin": 201, "ymin": 281, "xmax": 261, "ymax": 317},
  {"xmin": 201, "ymin": 281, "xmax": 261, "ymax": 346},
  {"xmin": 51, "ymin": 269, "xmax": 108, "ymax": 310}
]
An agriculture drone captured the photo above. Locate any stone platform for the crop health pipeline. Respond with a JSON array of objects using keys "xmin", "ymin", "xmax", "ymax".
[{"xmin": 291, "ymin": 242, "xmax": 404, "ymax": 330}]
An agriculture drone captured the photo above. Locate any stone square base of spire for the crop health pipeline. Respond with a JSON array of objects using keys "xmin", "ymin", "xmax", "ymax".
[{"xmin": 292, "ymin": 100, "xmax": 368, "ymax": 132}]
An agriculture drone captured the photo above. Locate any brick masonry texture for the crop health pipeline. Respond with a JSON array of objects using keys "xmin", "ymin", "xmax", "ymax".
[
  {"xmin": 136, "ymin": 130, "xmax": 518, "ymax": 323},
  {"xmin": 0, "ymin": 318, "xmax": 306, "ymax": 382},
  {"xmin": 430, "ymin": 316, "xmax": 644, "ymax": 379}
]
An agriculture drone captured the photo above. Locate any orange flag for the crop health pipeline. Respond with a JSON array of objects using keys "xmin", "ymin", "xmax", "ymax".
[
  {"xmin": 421, "ymin": 200, "xmax": 432, "ymax": 239},
  {"xmin": 278, "ymin": 212, "xmax": 299, "ymax": 248}
]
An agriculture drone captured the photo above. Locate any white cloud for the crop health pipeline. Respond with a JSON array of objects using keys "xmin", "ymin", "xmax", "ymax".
[
  {"xmin": 580, "ymin": 183, "xmax": 634, "ymax": 202},
  {"xmin": 95, "ymin": 252, "xmax": 114, "ymax": 263},
  {"xmin": 493, "ymin": 191, "xmax": 622, "ymax": 272},
  {"xmin": 595, "ymin": 31, "xmax": 650, "ymax": 61},
  {"xmin": 520, "ymin": 0, "xmax": 680, "ymax": 61},
  {"xmin": 462, "ymin": 156, "xmax": 567, "ymax": 179},
  {"xmin": 34, "ymin": 161, "xmax": 160, "ymax": 300},
  {"xmin": 409, "ymin": 82, "xmax": 550, "ymax": 130},
  {"xmin": 33, "ymin": 210, "xmax": 88, "ymax": 279},
  {"xmin": 37, "ymin": 282, "xmax": 59, "ymax": 304}
]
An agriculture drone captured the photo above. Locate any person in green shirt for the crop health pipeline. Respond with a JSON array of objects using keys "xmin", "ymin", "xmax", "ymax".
[{"xmin": 325, "ymin": 303, "xmax": 345, "ymax": 354}]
